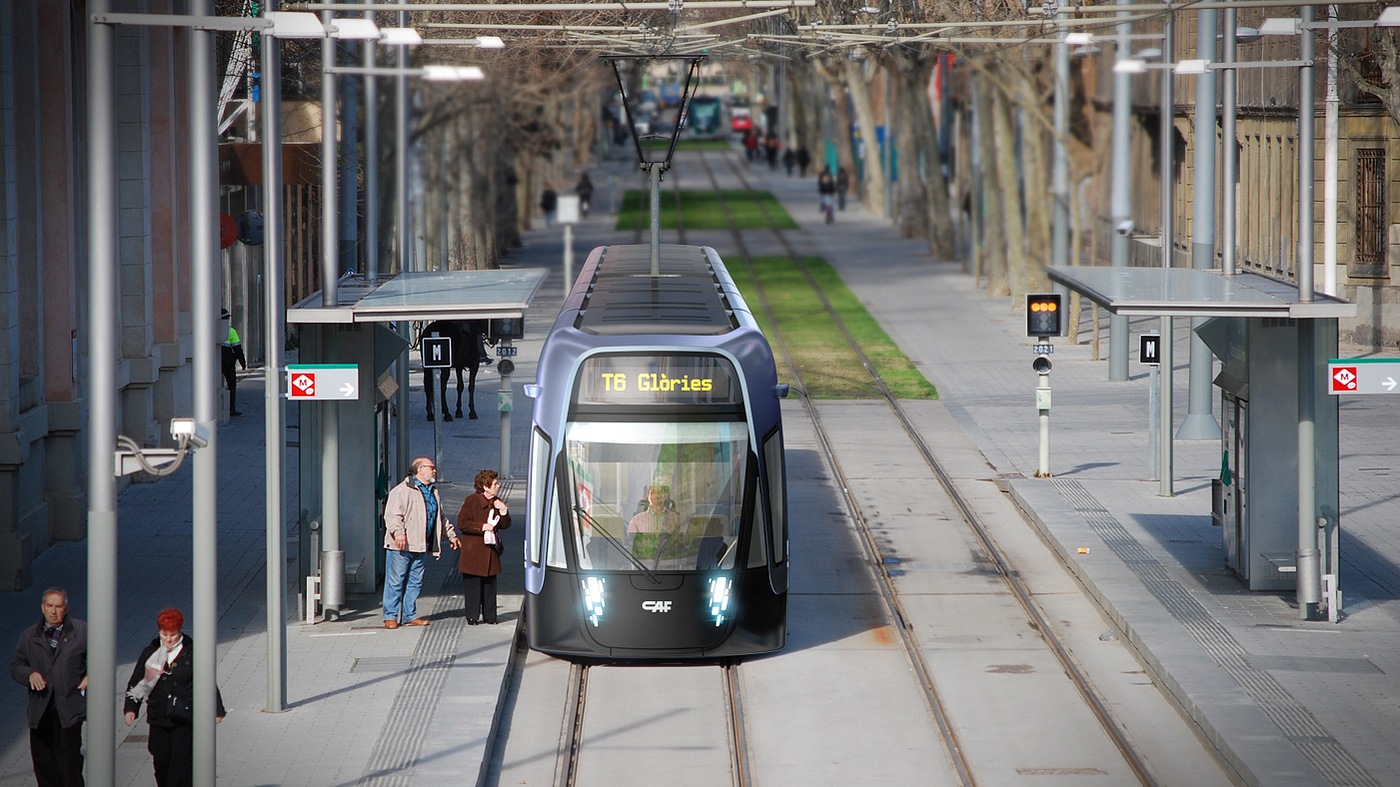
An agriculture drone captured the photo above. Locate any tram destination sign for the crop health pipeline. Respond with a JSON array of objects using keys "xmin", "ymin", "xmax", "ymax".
[
  {"xmin": 287, "ymin": 364, "xmax": 360, "ymax": 401},
  {"xmin": 575, "ymin": 354, "xmax": 738, "ymax": 406},
  {"xmin": 1328, "ymin": 359, "xmax": 1400, "ymax": 395}
]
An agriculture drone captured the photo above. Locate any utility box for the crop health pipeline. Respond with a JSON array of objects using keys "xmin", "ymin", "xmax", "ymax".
[{"xmin": 1199, "ymin": 317, "xmax": 1340, "ymax": 591}]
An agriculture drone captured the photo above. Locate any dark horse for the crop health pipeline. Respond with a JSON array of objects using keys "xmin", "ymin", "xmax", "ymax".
[{"xmin": 420, "ymin": 320, "xmax": 487, "ymax": 421}]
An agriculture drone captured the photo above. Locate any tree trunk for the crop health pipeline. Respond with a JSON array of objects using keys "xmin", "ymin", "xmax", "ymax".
[
  {"xmin": 844, "ymin": 58, "xmax": 885, "ymax": 216},
  {"xmin": 894, "ymin": 76, "xmax": 929, "ymax": 240},
  {"xmin": 815, "ymin": 59, "xmax": 859, "ymax": 198},
  {"xmin": 992, "ymin": 85, "xmax": 1026, "ymax": 300},
  {"xmin": 1017, "ymin": 73, "xmax": 1050, "ymax": 299},
  {"xmin": 903, "ymin": 59, "xmax": 955, "ymax": 259},
  {"xmin": 976, "ymin": 79, "xmax": 1008, "ymax": 296}
]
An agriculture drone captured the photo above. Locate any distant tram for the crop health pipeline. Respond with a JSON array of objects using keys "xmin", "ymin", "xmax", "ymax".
[
  {"xmin": 684, "ymin": 96, "xmax": 727, "ymax": 139},
  {"xmin": 522, "ymin": 244, "xmax": 790, "ymax": 659}
]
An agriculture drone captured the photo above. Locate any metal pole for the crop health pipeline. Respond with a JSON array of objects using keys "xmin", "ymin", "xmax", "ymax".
[
  {"xmin": 883, "ymin": 69, "xmax": 893, "ymax": 221},
  {"xmin": 340, "ymin": 44, "xmax": 359, "ymax": 275},
  {"xmin": 1181, "ymin": 1, "xmax": 1221, "ymax": 440},
  {"xmin": 85, "ymin": 3, "xmax": 119, "ymax": 784},
  {"xmin": 260, "ymin": 9, "xmax": 288, "ymax": 714},
  {"xmin": 1296, "ymin": 4, "xmax": 1322, "ymax": 619},
  {"xmin": 1160, "ymin": 14, "xmax": 1175, "ymax": 497},
  {"xmin": 322, "ymin": 11, "xmax": 339, "ymax": 307},
  {"xmin": 1051, "ymin": 15, "xmax": 1070, "ymax": 274},
  {"xmin": 321, "ymin": 330, "xmax": 343, "ymax": 619},
  {"xmin": 1108, "ymin": 0, "xmax": 1133, "ymax": 381},
  {"xmin": 1323, "ymin": 3, "xmax": 1340, "ymax": 296},
  {"xmin": 395, "ymin": 0, "xmax": 411, "ymax": 481},
  {"xmin": 189, "ymin": 2, "xmax": 221, "ymax": 783},
  {"xmin": 1298, "ymin": 5, "xmax": 1316, "ymax": 302},
  {"xmin": 364, "ymin": 1, "xmax": 380, "ymax": 281},
  {"xmin": 1222, "ymin": 8, "xmax": 1238, "ymax": 276},
  {"xmin": 499, "ymin": 341, "xmax": 514, "ymax": 476},
  {"xmin": 564, "ymin": 222, "xmax": 575, "ymax": 292},
  {"xmin": 1149, "ymin": 364, "xmax": 1160, "ymax": 479},
  {"xmin": 649, "ymin": 164, "xmax": 661, "ymax": 275},
  {"xmin": 1160, "ymin": 314, "xmax": 1174, "ymax": 495}
]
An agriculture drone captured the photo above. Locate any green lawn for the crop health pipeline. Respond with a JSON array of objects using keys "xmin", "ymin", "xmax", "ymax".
[
  {"xmin": 733, "ymin": 256, "xmax": 938, "ymax": 400},
  {"xmin": 615, "ymin": 190, "xmax": 798, "ymax": 231}
]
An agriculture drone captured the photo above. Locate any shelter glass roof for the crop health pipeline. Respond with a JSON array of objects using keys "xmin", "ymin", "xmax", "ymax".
[
  {"xmin": 1045, "ymin": 267, "xmax": 1355, "ymax": 319},
  {"xmin": 288, "ymin": 269, "xmax": 549, "ymax": 324}
]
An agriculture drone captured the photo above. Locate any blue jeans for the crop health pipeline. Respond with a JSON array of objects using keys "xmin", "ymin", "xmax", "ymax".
[{"xmin": 383, "ymin": 549, "xmax": 426, "ymax": 622}]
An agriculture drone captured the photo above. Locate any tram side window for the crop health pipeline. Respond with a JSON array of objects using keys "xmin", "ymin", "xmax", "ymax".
[
  {"xmin": 529, "ymin": 428, "xmax": 552, "ymax": 567},
  {"xmin": 546, "ymin": 492, "xmax": 567, "ymax": 568},
  {"xmin": 763, "ymin": 428, "xmax": 786, "ymax": 564}
]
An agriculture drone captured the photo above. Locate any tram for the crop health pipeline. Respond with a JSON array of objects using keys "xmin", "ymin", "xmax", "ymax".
[
  {"xmin": 684, "ymin": 96, "xmax": 727, "ymax": 139},
  {"xmin": 522, "ymin": 244, "xmax": 789, "ymax": 659}
]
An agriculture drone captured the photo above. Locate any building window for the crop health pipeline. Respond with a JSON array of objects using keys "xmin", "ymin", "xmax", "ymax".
[{"xmin": 1353, "ymin": 148, "xmax": 1388, "ymax": 278}]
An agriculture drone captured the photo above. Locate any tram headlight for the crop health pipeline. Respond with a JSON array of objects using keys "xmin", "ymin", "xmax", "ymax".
[
  {"xmin": 581, "ymin": 576, "xmax": 606, "ymax": 627},
  {"xmin": 707, "ymin": 576, "xmax": 732, "ymax": 626}
]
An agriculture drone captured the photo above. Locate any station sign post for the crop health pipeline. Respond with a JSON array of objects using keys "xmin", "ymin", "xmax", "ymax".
[
  {"xmin": 287, "ymin": 364, "xmax": 360, "ymax": 400},
  {"xmin": 1027, "ymin": 294, "xmax": 1060, "ymax": 477},
  {"xmin": 1141, "ymin": 334, "xmax": 1161, "ymax": 480}
]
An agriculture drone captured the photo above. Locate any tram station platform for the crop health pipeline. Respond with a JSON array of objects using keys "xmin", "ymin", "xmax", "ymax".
[{"xmin": 2, "ymin": 143, "xmax": 1399, "ymax": 786}]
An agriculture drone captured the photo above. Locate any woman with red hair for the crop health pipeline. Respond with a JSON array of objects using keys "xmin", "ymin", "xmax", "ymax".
[{"xmin": 123, "ymin": 608, "xmax": 225, "ymax": 787}]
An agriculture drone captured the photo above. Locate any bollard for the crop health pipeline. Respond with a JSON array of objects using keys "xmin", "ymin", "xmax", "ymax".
[
  {"xmin": 321, "ymin": 549, "xmax": 345, "ymax": 621},
  {"xmin": 1033, "ymin": 348, "xmax": 1053, "ymax": 478},
  {"xmin": 498, "ymin": 342, "xmax": 514, "ymax": 477}
]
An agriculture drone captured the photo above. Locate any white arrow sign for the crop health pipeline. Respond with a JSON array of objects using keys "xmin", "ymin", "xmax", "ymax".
[
  {"xmin": 340, "ymin": 382, "xmax": 356, "ymax": 397},
  {"xmin": 1386, "ymin": 377, "xmax": 1397, "ymax": 392}
]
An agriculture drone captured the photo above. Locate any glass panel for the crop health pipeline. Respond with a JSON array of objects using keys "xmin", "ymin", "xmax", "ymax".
[
  {"xmin": 546, "ymin": 492, "xmax": 567, "ymax": 568},
  {"xmin": 565, "ymin": 420, "xmax": 747, "ymax": 572},
  {"xmin": 763, "ymin": 429, "xmax": 786, "ymax": 564},
  {"xmin": 528, "ymin": 428, "xmax": 551, "ymax": 566}
]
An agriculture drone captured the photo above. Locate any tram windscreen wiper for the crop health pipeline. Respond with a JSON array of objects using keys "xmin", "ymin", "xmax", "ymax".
[{"xmin": 573, "ymin": 505, "xmax": 660, "ymax": 584}]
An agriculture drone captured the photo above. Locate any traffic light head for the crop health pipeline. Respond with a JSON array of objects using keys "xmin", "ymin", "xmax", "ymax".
[{"xmin": 1026, "ymin": 293, "xmax": 1062, "ymax": 338}]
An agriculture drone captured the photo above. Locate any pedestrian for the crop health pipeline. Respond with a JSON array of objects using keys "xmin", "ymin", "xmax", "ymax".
[
  {"xmin": 743, "ymin": 130, "xmax": 759, "ymax": 164},
  {"xmin": 782, "ymin": 148, "xmax": 795, "ymax": 177},
  {"xmin": 123, "ymin": 608, "xmax": 225, "ymax": 787},
  {"xmin": 10, "ymin": 588, "xmax": 87, "ymax": 787},
  {"xmin": 764, "ymin": 133, "xmax": 780, "ymax": 170},
  {"xmin": 382, "ymin": 457, "xmax": 458, "ymax": 628},
  {"xmin": 574, "ymin": 173, "xmax": 594, "ymax": 217},
  {"xmin": 456, "ymin": 469, "xmax": 513, "ymax": 625},
  {"xmin": 220, "ymin": 309, "xmax": 246, "ymax": 417},
  {"xmin": 540, "ymin": 184, "xmax": 558, "ymax": 227},
  {"xmin": 836, "ymin": 166, "xmax": 850, "ymax": 211},
  {"xmin": 796, "ymin": 146, "xmax": 811, "ymax": 177},
  {"xmin": 818, "ymin": 167, "xmax": 837, "ymax": 223}
]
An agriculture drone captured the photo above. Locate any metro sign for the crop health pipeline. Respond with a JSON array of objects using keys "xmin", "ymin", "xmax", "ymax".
[
  {"xmin": 287, "ymin": 364, "xmax": 360, "ymax": 400},
  {"xmin": 1328, "ymin": 359, "xmax": 1400, "ymax": 395}
]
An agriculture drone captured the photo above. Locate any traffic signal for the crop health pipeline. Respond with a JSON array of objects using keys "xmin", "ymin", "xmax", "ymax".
[{"xmin": 1026, "ymin": 293, "xmax": 1062, "ymax": 338}]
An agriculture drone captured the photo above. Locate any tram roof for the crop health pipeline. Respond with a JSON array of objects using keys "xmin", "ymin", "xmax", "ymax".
[
  {"xmin": 287, "ymin": 268, "xmax": 548, "ymax": 324},
  {"xmin": 1046, "ymin": 267, "xmax": 1356, "ymax": 319},
  {"xmin": 576, "ymin": 245, "xmax": 738, "ymax": 336}
]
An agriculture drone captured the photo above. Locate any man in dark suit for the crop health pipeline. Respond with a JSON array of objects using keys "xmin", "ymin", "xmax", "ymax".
[{"xmin": 10, "ymin": 588, "xmax": 88, "ymax": 787}]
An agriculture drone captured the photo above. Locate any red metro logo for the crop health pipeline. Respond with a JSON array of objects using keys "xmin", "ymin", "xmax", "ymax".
[{"xmin": 1331, "ymin": 367, "xmax": 1357, "ymax": 393}]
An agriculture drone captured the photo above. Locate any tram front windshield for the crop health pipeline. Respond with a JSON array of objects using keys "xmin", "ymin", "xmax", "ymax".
[{"xmin": 565, "ymin": 420, "xmax": 747, "ymax": 572}]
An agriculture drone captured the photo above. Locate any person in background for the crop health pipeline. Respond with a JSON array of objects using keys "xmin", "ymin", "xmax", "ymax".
[
  {"xmin": 764, "ymin": 133, "xmax": 780, "ymax": 170},
  {"xmin": 457, "ymin": 469, "xmax": 512, "ymax": 625},
  {"xmin": 382, "ymin": 457, "xmax": 457, "ymax": 628},
  {"xmin": 124, "ymin": 608, "xmax": 225, "ymax": 787},
  {"xmin": 818, "ymin": 167, "xmax": 837, "ymax": 223},
  {"xmin": 836, "ymin": 167, "xmax": 850, "ymax": 211},
  {"xmin": 628, "ymin": 484, "xmax": 682, "ymax": 533},
  {"xmin": 220, "ymin": 309, "xmax": 246, "ymax": 417},
  {"xmin": 574, "ymin": 173, "xmax": 595, "ymax": 217},
  {"xmin": 782, "ymin": 147, "xmax": 795, "ymax": 177},
  {"xmin": 796, "ymin": 146, "xmax": 812, "ymax": 177},
  {"xmin": 540, "ymin": 184, "xmax": 559, "ymax": 227},
  {"xmin": 743, "ymin": 129, "xmax": 759, "ymax": 164},
  {"xmin": 10, "ymin": 588, "xmax": 87, "ymax": 787}
]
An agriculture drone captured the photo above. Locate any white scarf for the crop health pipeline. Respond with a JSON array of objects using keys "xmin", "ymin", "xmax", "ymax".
[{"xmin": 126, "ymin": 637, "xmax": 182, "ymax": 702}]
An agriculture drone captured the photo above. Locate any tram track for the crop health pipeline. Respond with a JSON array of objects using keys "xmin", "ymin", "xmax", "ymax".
[
  {"xmin": 695, "ymin": 149, "xmax": 1159, "ymax": 787},
  {"xmin": 549, "ymin": 661, "xmax": 751, "ymax": 787}
]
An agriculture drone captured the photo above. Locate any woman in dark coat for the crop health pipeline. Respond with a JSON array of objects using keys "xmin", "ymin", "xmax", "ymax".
[
  {"xmin": 124, "ymin": 608, "xmax": 225, "ymax": 787},
  {"xmin": 457, "ymin": 469, "xmax": 513, "ymax": 624}
]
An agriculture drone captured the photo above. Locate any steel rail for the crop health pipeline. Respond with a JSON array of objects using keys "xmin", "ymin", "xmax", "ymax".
[
  {"xmin": 554, "ymin": 663, "xmax": 590, "ymax": 787},
  {"xmin": 294, "ymin": 1, "xmax": 815, "ymax": 10},
  {"xmin": 723, "ymin": 663, "xmax": 753, "ymax": 787},
  {"xmin": 694, "ymin": 151, "xmax": 980, "ymax": 787},
  {"xmin": 712, "ymin": 151, "xmax": 1163, "ymax": 787}
]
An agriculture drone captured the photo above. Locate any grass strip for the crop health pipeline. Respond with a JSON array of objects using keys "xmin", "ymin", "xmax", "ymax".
[
  {"xmin": 615, "ymin": 190, "xmax": 798, "ymax": 231},
  {"xmin": 732, "ymin": 256, "xmax": 937, "ymax": 400}
]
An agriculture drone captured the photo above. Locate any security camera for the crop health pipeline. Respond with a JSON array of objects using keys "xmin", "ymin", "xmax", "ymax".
[
  {"xmin": 1116, "ymin": 220, "xmax": 1135, "ymax": 237},
  {"xmin": 1033, "ymin": 357, "xmax": 1053, "ymax": 374},
  {"xmin": 170, "ymin": 418, "xmax": 209, "ymax": 449}
]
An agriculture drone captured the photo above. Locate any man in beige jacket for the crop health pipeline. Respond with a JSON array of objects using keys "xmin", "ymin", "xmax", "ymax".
[{"xmin": 382, "ymin": 458, "xmax": 460, "ymax": 628}]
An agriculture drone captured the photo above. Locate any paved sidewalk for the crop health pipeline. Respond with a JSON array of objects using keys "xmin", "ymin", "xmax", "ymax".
[{"xmin": 734, "ymin": 154, "xmax": 1400, "ymax": 787}]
